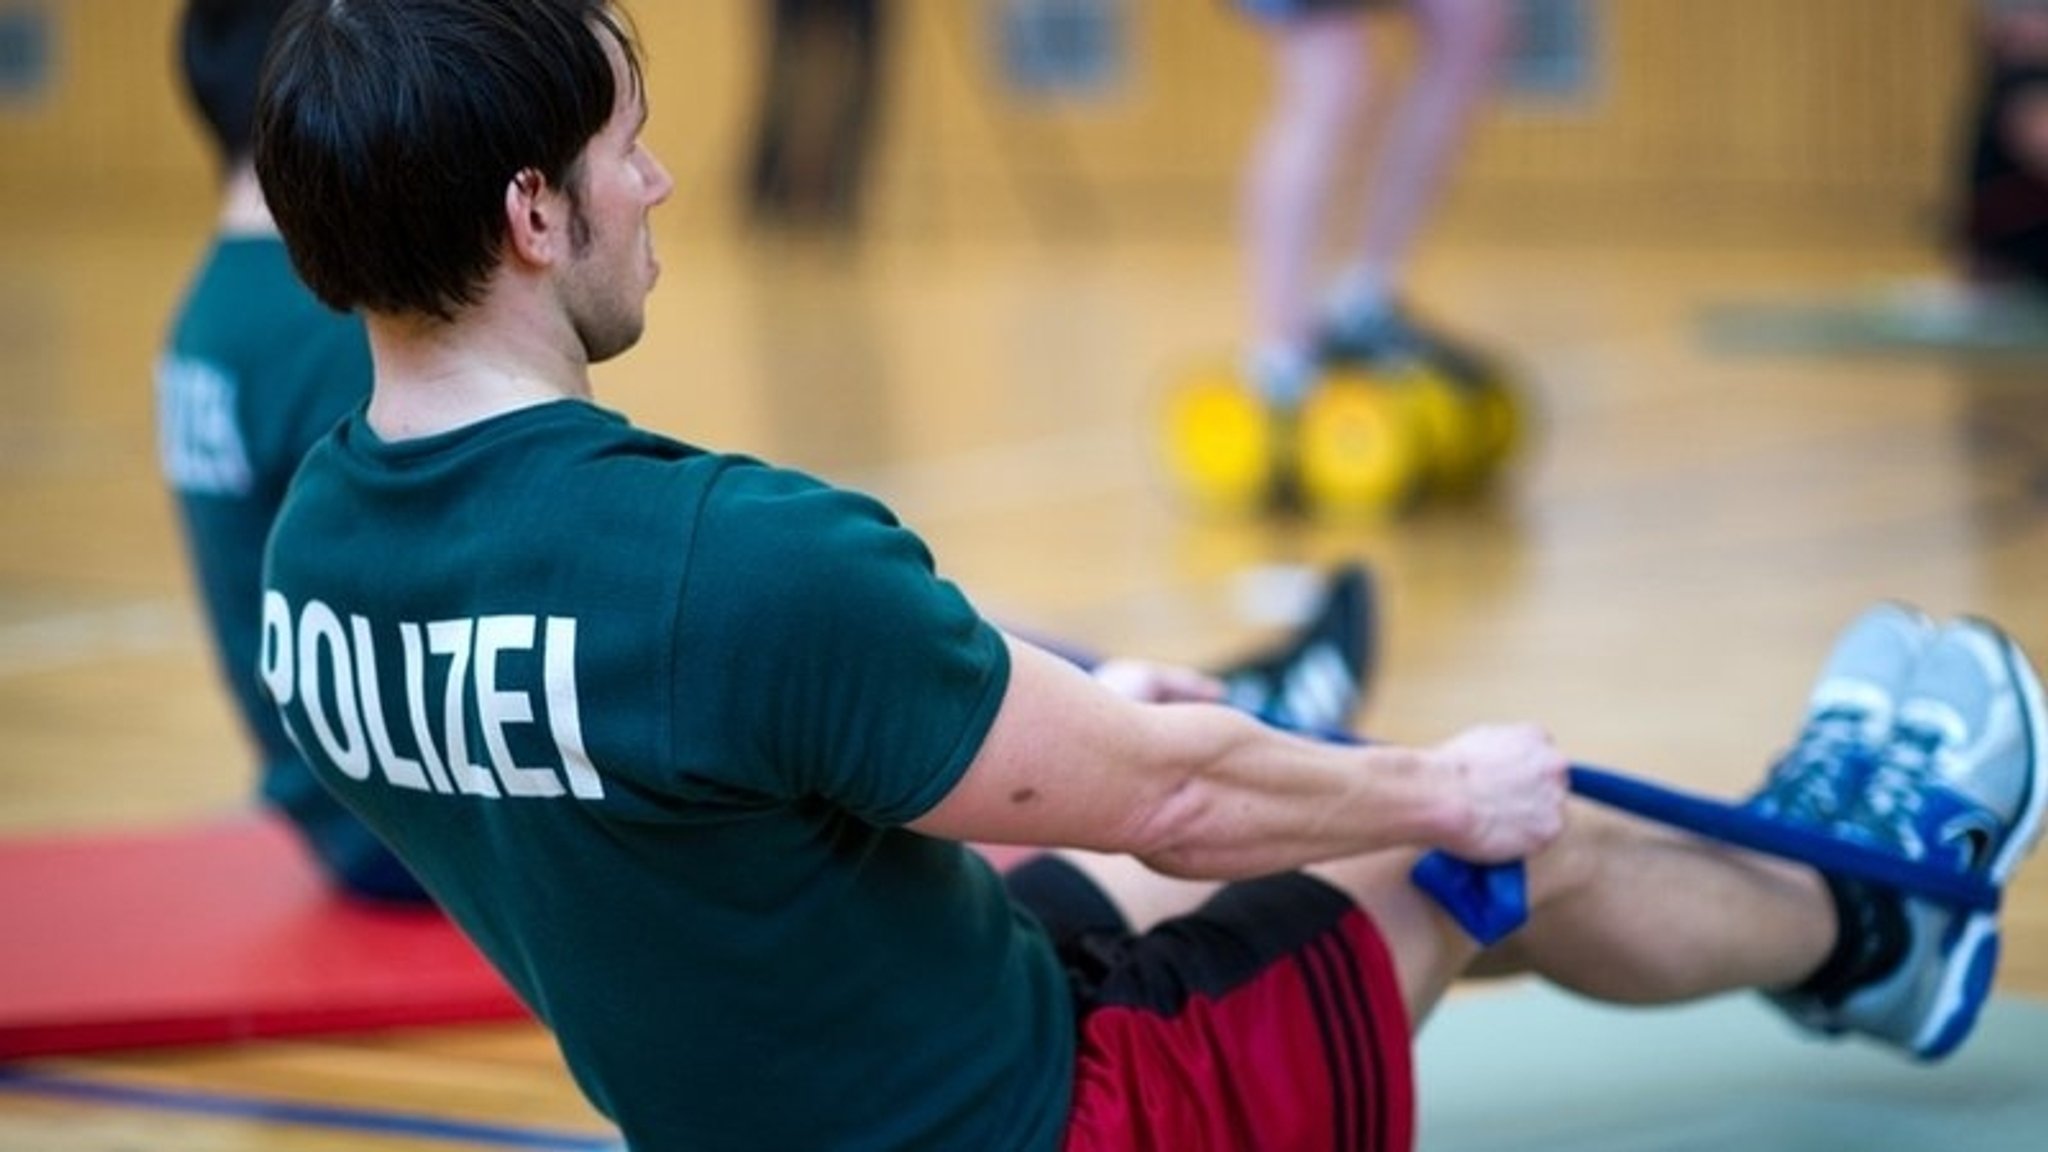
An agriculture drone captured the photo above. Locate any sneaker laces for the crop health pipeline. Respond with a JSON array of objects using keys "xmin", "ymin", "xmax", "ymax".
[
  {"xmin": 1839, "ymin": 721, "xmax": 1942, "ymax": 860},
  {"xmin": 1756, "ymin": 705, "xmax": 1882, "ymax": 825}
]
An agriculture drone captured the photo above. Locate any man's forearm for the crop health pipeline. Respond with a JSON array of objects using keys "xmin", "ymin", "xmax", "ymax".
[{"xmin": 1117, "ymin": 705, "xmax": 1470, "ymax": 880}]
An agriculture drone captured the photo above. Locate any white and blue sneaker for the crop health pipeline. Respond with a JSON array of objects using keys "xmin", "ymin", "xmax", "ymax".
[
  {"xmin": 1750, "ymin": 602, "xmax": 1935, "ymax": 827},
  {"xmin": 1783, "ymin": 616, "xmax": 2048, "ymax": 1060}
]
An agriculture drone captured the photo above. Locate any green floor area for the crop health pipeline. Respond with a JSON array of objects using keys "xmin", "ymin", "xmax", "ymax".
[
  {"xmin": 1698, "ymin": 285, "xmax": 2048, "ymax": 357},
  {"xmin": 1417, "ymin": 984, "xmax": 2048, "ymax": 1151}
]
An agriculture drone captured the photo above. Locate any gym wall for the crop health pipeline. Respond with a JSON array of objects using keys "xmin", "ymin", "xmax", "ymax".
[{"xmin": 0, "ymin": 0, "xmax": 1974, "ymax": 245}]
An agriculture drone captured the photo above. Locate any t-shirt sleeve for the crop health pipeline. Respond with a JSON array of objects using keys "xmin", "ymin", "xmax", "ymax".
[{"xmin": 669, "ymin": 464, "xmax": 1010, "ymax": 825}]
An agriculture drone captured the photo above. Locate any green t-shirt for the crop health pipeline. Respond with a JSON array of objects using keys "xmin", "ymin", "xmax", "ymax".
[
  {"xmin": 261, "ymin": 401, "xmax": 1071, "ymax": 1150},
  {"xmin": 159, "ymin": 236, "xmax": 369, "ymax": 767}
]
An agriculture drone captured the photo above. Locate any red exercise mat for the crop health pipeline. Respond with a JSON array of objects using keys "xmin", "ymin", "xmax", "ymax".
[{"xmin": 0, "ymin": 815, "xmax": 527, "ymax": 1059}]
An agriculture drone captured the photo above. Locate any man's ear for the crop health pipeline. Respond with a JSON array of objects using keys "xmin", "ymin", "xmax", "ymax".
[{"xmin": 504, "ymin": 167, "xmax": 564, "ymax": 267}]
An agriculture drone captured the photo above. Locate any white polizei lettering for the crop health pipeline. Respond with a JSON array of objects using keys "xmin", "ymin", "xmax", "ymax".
[
  {"xmin": 351, "ymin": 615, "xmax": 435, "ymax": 793},
  {"xmin": 475, "ymin": 615, "xmax": 563, "ymax": 798},
  {"xmin": 259, "ymin": 590, "xmax": 312, "ymax": 760},
  {"xmin": 155, "ymin": 355, "xmax": 253, "ymax": 495},
  {"xmin": 261, "ymin": 594, "xmax": 605, "ymax": 804},
  {"xmin": 259, "ymin": 591, "xmax": 296, "ymax": 709},
  {"xmin": 298, "ymin": 599, "xmax": 372, "ymax": 782},
  {"xmin": 428, "ymin": 619, "xmax": 500, "ymax": 797},
  {"xmin": 544, "ymin": 617, "xmax": 604, "ymax": 799},
  {"xmin": 399, "ymin": 622, "xmax": 455, "ymax": 794}
]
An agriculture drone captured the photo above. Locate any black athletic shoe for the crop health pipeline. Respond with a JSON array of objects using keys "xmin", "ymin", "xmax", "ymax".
[
  {"xmin": 1317, "ymin": 302, "xmax": 1499, "ymax": 387},
  {"xmin": 1213, "ymin": 563, "xmax": 1376, "ymax": 735}
]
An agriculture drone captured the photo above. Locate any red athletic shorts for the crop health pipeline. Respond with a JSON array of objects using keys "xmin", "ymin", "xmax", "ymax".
[{"xmin": 1005, "ymin": 855, "xmax": 1415, "ymax": 1152}]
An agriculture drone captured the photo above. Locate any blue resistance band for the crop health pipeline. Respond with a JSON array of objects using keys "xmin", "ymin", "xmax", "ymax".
[
  {"xmin": 1413, "ymin": 764, "xmax": 2001, "ymax": 946},
  {"xmin": 1250, "ymin": 715, "xmax": 2001, "ymax": 946},
  {"xmin": 1048, "ymin": 646, "xmax": 1998, "ymax": 944}
]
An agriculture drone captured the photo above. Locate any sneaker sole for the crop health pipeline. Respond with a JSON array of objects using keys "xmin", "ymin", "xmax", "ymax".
[
  {"xmin": 1914, "ymin": 914, "xmax": 2000, "ymax": 1060},
  {"xmin": 1909, "ymin": 618, "xmax": 2046, "ymax": 1060},
  {"xmin": 1976, "ymin": 618, "xmax": 2048, "ymax": 883}
]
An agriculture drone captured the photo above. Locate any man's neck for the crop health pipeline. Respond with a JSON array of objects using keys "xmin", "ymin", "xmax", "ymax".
[
  {"xmin": 218, "ymin": 164, "xmax": 277, "ymax": 236},
  {"xmin": 362, "ymin": 306, "xmax": 593, "ymax": 442}
]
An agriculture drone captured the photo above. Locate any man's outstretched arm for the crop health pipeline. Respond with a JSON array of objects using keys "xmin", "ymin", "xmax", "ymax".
[{"xmin": 909, "ymin": 634, "xmax": 1567, "ymax": 880}]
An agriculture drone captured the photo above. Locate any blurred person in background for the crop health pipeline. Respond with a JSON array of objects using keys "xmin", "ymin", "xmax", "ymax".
[
  {"xmin": 156, "ymin": 0, "xmax": 427, "ymax": 903},
  {"xmin": 1956, "ymin": 0, "xmax": 2048, "ymax": 292},
  {"xmin": 744, "ymin": 0, "xmax": 889, "ymax": 230},
  {"xmin": 1238, "ymin": 0, "xmax": 1510, "ymax": 408}
]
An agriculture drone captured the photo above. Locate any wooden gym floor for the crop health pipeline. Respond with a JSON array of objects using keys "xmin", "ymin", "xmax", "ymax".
[{"xmin": 3, "ymin": 193, "xmax": 2047, "ymax": 1148}]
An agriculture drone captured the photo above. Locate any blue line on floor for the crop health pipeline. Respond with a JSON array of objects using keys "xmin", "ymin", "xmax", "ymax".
[{"xmin": 0, "ymin": 1067, "xmax": 620, "ymax": 1150}]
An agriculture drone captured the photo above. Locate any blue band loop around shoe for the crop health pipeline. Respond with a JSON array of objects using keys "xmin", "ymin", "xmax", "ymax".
[
  {"xmin": 1252, "ymin": 715, "xmax": 2004, "ymax": 945},
  {"xmin": 1043, "ymin": 647, "xmax": 2002, "ymax": 945},
  {"xmin": 1414, "ymin": 766, "xmax": 2003, "ymax": 946},
  {"xmin": 1566, "ymin": 765, "xmax": 2001, "ymax": 910}
]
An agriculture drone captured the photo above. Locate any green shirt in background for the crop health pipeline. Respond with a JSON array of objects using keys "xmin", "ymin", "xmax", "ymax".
[{"xmin": 157, "ymin": 235, "xmax": 419, "ymax": 899}]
